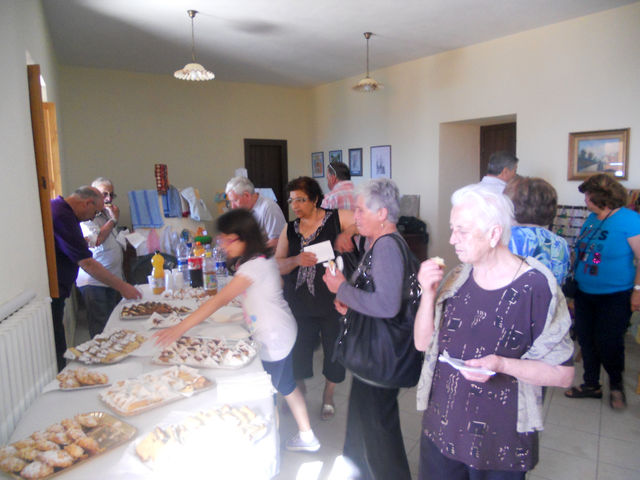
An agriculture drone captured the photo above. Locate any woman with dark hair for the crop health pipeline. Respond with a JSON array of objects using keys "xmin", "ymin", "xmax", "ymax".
[
  {"xmin": 155, "ymin": 209, "xmax": 320, "ymax": 451},
  {"xmin": 564, "ymin": 174, "xmax": 640, "ymax": 409},
  {"xmin": 275, "ymin": 176, "xmax": 355, "ymax": 420},
  {"xmin": 504, "ymin": 177, "xmax": 570, "ymax": 285}
]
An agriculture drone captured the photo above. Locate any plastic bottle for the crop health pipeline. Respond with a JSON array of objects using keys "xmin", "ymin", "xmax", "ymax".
[
  {"xmin": 214, "ymin": 238, "xmax": 228, "ymax": 287},
  {"xmin": 176, "ymin": 238, "xmax": 190, "ymax": 282},
  {"xmin": 192, "ymin": 241, "xmax": 205, "ymax": 257},
  {"xmin": 188, "ymin": 243, "xmax": 203, "ymax": 288},
  {"xmin": 202, "ymin": 252, "xmax": 217, "ymax": 295},
  {"xmin": 150, "ymin": 250, "xmax": 165, "ymax": 294}
]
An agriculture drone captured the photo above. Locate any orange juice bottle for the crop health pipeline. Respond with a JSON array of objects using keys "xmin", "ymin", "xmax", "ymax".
[{"xmin": 150, "ymin": 250, "xmax": 165, "ymax": 294}]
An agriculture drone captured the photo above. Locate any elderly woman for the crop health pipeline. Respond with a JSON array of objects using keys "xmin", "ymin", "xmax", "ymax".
[
  {"xmin": 323, "ymin": 178, "xmax": 413, "ymax": 480},
  {"xmin": 414, "ymin": 184, "xmax": 574, "ymax": 479},
  {"xmin": 504, "ymin": 176, "xmax": 570, "ymax": 285},
  {"xmin": 564, "ymin": 174, "xmax": 640, "ymax": 409},
  {"xmin": 275, "ymin": 176, "xmax": 354, "ymax": 419}
]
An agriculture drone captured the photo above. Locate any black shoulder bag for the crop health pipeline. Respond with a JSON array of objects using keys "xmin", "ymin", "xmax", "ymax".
[{"xmin": 332, "ymin": 233, "xmax": 423, "ymax": 388}]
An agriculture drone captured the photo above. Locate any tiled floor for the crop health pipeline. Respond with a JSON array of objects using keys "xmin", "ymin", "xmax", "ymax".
[
  {"xmin": 274, "ymin": 332, "xmax": 640, "ymax": 480},
  {"xmin": 72, "ymin": 305, "xmax": 640, "ymax": 479}
]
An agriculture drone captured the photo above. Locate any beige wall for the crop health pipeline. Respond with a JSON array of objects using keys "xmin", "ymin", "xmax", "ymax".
[
  {"xmin": 58, "ymin": 68, "xmax": 313, "ymax": 230},
  {"xmin": 311, "ymin": 3, "xmax": 640, "ymax": 260},
  {"xmin": 0, "ymin": 0, "xmax": 58, "ymax": 305}
]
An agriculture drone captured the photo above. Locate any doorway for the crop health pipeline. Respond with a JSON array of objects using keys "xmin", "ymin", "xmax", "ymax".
[
  {"xmin": 479, "ymin": 122, "xmax": 517, "ymax": 179},
  {"xmin": 243, "ymin": 139, "xmax": 289, "ymax": 221}
]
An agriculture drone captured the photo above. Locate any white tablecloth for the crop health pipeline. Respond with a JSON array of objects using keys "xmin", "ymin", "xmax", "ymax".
[{"xmin": 9, "ymin": 286, "xmax": 279, "ymax": 479}]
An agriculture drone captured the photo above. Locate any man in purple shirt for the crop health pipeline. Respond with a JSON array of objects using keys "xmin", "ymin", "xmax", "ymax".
[{"xmin": 51, "ymin": 186, "xmax": 141, "ymax": 370}]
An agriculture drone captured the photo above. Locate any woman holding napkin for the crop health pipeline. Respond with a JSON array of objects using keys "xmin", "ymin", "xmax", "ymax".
[
  {"xmin": 413, "ymin": 184, "xmax": 574, "ymax": 480},
  {"xmin": 155, "ymin": 209, "xmax": 320, "ymax": 453}
]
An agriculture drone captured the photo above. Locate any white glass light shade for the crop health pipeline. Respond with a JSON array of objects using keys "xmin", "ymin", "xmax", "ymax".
[
  {"xmin": 174, "ymin": 63, "xmax": 215, "ymax": 81},
  {"xmin": 352, "ymin": 76, "xmax": 383, "ymax": 92}
]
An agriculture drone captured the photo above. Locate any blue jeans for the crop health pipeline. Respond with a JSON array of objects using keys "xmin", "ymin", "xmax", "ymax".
[{"xmin": 78, "ymin": 286, "xmax": 121, "ymax": 337}]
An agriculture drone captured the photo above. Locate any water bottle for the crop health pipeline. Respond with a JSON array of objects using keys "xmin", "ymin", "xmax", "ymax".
[
  {"xmin": 214, "ymin": 239, "xmax": 228, "ymax": 287},
  {"xmin": 176, "ymin": 238, "xmax": 190, "ymax": 283}
]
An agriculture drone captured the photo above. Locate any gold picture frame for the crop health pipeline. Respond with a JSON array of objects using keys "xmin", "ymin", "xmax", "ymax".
[{"xmin": 568, "ymin": 128, "xmax": 629, "ymax": 180}]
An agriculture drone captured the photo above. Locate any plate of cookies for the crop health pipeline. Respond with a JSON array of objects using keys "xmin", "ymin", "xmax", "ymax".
[
  {"xmin": 0, "ymin": 412, "xmax": 136, "ymax": 479},
  {"xmin": 55, "ymin": 367, "xmax": 110, "ymax": 391}
]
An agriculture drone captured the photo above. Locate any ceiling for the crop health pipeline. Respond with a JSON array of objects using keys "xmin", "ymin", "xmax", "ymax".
[{"xmin": 42, "ymin": 0, "xmax": 635, "ymax": 88}]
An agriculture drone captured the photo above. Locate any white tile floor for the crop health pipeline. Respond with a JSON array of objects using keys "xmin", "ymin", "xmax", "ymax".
[
  {"xmin": 72, "ymin": 306, "xmax": 640, "ymax": 479},
  {"xmin": 274, "ymin": 334, "xmax": 640, "ymax": 480}
]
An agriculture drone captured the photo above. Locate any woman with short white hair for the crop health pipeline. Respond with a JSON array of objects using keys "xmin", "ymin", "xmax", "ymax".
[{"xmin": 414, "ymin": 184, "xmax": 574, "ymax": 479}]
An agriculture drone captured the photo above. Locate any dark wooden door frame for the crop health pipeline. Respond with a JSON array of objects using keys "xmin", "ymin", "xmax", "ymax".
[{"xmin": 243, "ymin": 138, "xmax": 289, "ymax": 220}]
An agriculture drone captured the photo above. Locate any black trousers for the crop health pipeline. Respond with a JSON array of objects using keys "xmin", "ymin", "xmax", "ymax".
[
  {"xmin": 51, "ymin": 297, "xmax": 67, "ymax": 372},
  {"xmin": 343, "ymin": 377, "xmax": 411, "ymax": 480},
  {"xmin": 574, "ymin": 288, "xmax": 631, "ymax": 389},
  {"xmin": 419, "ymin": 436, "xmax": 526, "ymax": 480}
]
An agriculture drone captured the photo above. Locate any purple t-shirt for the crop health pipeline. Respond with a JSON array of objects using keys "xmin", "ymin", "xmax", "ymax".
[
  {"xmin": 423, "ymin": 269, "xmax": 551, "ymax": 472},
  {"xmin": 51, "ymin": 196, "xmax": 92, "ymax": 298}
]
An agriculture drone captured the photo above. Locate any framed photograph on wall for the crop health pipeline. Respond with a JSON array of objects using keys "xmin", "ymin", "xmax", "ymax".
[
  {"xmin": 348, "ymin": 148, "xmax": 363, "ymax": 176},
  {"xmin": 311, "ymin": 152, "xmax": 324, "ymax": 178},
  {"xmin": 329, "ymin": 150, "xmax": 343, "ymax": 163},
  {"xmin": 568, "ymin": 128, "xmax": 629, "ymax": 180},
  {"xmin": 370, "ymin": 145, "xmax": 391, "ymax": 179}
]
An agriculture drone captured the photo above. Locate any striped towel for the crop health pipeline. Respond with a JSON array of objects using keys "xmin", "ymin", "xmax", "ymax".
[
  {"xmin": 128, "ymin": 190, "xmax": 164, "ymax": 228},
  {"xmin": 161, "ymin": 185, "xmax": 183, "ymax": 218}
]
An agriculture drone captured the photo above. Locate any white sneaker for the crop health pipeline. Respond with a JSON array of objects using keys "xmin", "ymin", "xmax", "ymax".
[{"xmin": 285, "ymin": 433, "xmax": 321, "ymax": 452}]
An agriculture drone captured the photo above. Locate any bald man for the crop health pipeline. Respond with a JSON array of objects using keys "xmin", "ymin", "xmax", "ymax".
[{"xmin": 50, "ymin": 186, "xmax": 141, "ymax": 370}]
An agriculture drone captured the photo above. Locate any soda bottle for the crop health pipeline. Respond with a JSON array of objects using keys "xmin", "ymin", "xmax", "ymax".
[
  {"xmin": 150, "ymin": 250, "xmax": 165, "ymax": 294},
  {"xmin": 202, "ymin": 252, "xmax": 217, "ymax": 295},
  {"xmin": 188, "ymin": 243, "xmax": 203, "ymax": 288}
]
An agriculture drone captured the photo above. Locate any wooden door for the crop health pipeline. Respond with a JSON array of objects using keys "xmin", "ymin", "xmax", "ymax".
[
  {"xmin": 27, "ymin": 64, "xmax": 59, "ymax": 297},
  {"xmin": 244, "ymin": 139, "xmax": 289, "ymax": 221},
  {"xmin": 479, "ymin": 122, "xmax": 516, "ymax": 179}
]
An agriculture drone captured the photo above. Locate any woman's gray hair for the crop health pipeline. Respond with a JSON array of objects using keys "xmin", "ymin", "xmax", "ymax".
[
  {"xmin": 451, "ymin": 184, "xmax": 514, "ymax": 245},
  {"xmin": 225, "ymin": 176, "xmax": 255, "ymax": 195},
  {"xmin": 358, "ymin": 178, "xmax": 401, "ymax": 224}
]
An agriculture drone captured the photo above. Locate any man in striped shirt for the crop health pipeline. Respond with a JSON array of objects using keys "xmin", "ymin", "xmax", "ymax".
[{"xmin": 321, "ymin": 161, "xmax": 355, "ymax": 211}]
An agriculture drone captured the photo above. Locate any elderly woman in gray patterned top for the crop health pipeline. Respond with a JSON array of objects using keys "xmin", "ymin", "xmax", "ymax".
[{"xmin": 414, "ymin": 184, "xmax": 574, "ymax": 480}]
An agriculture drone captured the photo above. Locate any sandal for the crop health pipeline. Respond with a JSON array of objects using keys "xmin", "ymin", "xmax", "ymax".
[
  {"xmin": 321, "ymin": 403, "xmax": 335, "ymax": 421},
  {"xmin": 610, "ymin": 390, "xmax": 626, "ymax": 410},
  {"xmin": 564, "ymin": 384, "xmax": 603, "ymax": 399}
]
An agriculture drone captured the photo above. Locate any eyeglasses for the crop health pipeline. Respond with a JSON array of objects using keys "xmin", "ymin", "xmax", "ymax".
[
  {"xmin": 288, "ymin": 197, "xmax": 309, "ymax": 205},
  {"xmin": 102, "ymin": 192, "xmax": 117, "ymax": 199}
]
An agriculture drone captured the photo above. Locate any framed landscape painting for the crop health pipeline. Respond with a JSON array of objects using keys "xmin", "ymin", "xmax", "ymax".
[
  {"xmin": 329, "ymin": 150, "xmax": 343, "ymax": 163},
  {"xmin": 568, "ymin": 129, "xmax": 629, "ymax": 180},
  {"xmin": 348, "ymin": 148, "xmax": 363, "ymax": 176},
  {"xmin": 311, "ymin": 152, "xmax": 324, "ymax": 178},
  {"xmin": 370, "ymin": 145, "xmax": 391, "ymax": 179}
]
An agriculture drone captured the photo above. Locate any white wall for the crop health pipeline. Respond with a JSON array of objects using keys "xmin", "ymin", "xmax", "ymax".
[
  {"xmin": 311, "ymin": 3, "xmax": 640, "ymax": 260},
  {"xmin": 58, "ymin": 68, "xmax": 313, "ymax": 230},
  {"xmin": 0, "ymin": 0, "xmax": 58, "ymax": 305}
]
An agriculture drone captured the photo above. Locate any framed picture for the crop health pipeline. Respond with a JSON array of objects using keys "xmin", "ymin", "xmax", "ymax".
[
  {"xmin": 348, "ymin": 148, "xmax": 363, "ymax": 176},
  {"xmin": 329, "ymin": 150, "xmax": 343, "ymax": 163},
  {"xmin": 370, "ymin": 145, "xmax": 391, "ymax": 179},
  {"xmin": 568, "ymin": 128, "xmax": 630, "ymax": 180},
  {"xmin": 311, "ymin": 152, "xmax": 324, "ymax": 178}
]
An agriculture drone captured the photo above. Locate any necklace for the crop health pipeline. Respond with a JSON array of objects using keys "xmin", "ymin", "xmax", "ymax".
[{"xmin": 511, "ymin": 256, "xmax": 526, "ymax": 283}]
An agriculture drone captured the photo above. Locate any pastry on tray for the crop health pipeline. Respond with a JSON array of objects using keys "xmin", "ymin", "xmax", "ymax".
[
  {"xmin": 121, "ymin": 301, "xmax": 192, "ymax": 318},
  {"xmin": 64, "ymin": 330, "xmax": 146, "ymax": 364},
  {"xmin": 154, "ymin": 337, "xmax": 256, "ymax": 369}
]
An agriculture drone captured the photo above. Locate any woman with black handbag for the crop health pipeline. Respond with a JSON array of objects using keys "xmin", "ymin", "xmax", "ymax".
[{"xmin": 323, "ymin": 178, "xmax": 418, "ymax": 480}]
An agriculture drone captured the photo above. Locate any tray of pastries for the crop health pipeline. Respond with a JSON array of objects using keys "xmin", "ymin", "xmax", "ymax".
[
  {"xmin": 63, "ymin": 330, "xmax": 146, "ymax": 364},
  {"xmin": 0, "ymin": 412, "xmax": 136, "ymax": 479},
  {"xmin": 135, "ymin": 404, "xmax": 267, "ymax": 465},
  {"xmin": 120, "ymin": 301, "xmax": 192, "ymax": 320},
  {"xmin": 56, "ymin": 367, "xmax": 109, "ymax": 391},
  {"xmin": 153, "ymin": 337, "xmax": 257, "ymax": 369},
  {"xmin": 100, "ymin": 366, "xmax": 213, "ymax": 416}
]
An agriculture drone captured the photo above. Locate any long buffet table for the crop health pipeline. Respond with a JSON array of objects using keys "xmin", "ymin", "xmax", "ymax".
[{"xmin": 6, "ymin": 285, "xmax": 279, "ymax": 479}]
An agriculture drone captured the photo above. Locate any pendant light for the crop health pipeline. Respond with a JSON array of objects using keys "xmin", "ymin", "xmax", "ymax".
[
  {"xmin": 352, "ymin": 32, "xmax": 383, "ymax": 92},
  {"xmin": 174, "ymin": 10, "xmax": 215, "ymax": 81}
]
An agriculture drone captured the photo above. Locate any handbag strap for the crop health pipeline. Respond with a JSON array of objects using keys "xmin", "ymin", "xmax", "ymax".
[{"xmin": 572, "ymin": 210, "xmax": 612, "ymax": 273}]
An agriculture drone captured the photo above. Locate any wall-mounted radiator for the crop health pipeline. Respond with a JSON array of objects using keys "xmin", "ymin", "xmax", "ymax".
[{"xmin": 0, "ymin": 290, "xmax": 57, "ymax": 444}]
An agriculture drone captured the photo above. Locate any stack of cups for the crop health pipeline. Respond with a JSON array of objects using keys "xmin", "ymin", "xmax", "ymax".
[
  {"xmin": 172, "ymin": 268, "xmax": 185, "ymax": 290},
  {"xmin": 164, "ymin": 269, "xmax": 174, "ymax": 292}
]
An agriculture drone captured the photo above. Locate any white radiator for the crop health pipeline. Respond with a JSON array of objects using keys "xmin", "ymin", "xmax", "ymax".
[{"xmin": 0, "ymin": 291, "xmax": 57, "ymax": 444}]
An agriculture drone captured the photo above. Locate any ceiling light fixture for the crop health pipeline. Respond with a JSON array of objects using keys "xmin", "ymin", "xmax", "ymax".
[
  {"xmin": 174, "ymin": 10, "xmax": 215, "ymax": 81},
  {"xmin": 353, "ymin": 32, "xmax": 383, "ymax": 92}
]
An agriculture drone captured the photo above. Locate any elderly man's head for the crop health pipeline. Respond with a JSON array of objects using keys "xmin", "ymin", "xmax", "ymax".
[
  {"xmin": 327, "ymin": 161, "xmax": 350, "ymax": 190},
  {"xmin": 225, "ymin": 176, "xmax": 258, "ymax": 210},
  {"xmin": 68, "ymin": 186, "xmax": 104, "ymax": 221},
  {"xmin": 91, "ymin": 177, "xmax": 116, "ymax": 205}
]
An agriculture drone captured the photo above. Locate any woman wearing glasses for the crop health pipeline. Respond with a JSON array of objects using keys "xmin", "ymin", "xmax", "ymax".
[{"xmin": 275, "ymin": 176, "xmax": 355, "ymax": 420}]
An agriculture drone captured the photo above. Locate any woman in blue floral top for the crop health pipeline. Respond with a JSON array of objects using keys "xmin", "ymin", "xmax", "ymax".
[{"xmin": 504, "ymin": 177, "xmax": 570, "ymax": 285}]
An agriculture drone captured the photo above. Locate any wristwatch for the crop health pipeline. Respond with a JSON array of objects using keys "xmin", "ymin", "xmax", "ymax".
[{"xmin": 634, "ymin": 285, "xmax": 640, "ymax": 291}]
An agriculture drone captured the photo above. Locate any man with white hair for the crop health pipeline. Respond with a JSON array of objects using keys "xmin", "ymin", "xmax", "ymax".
[
  {"xmin": 225, "ymin": 176, "xmax": 286, "ymax": 249},
  {"xmin": 76, "ymin": 177, "xmax": 126, "ymax": 337}
]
